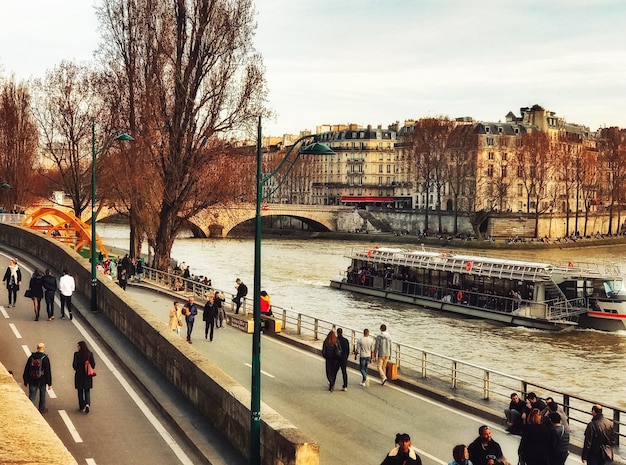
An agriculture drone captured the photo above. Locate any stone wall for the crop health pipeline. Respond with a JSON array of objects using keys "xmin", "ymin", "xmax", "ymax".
[
  {"xmin": 0, "ymin": 362, "xmax": 78, "ymax": 465},
  {"xmin": 0, "ymin": 224, "xmax": 318, "ymax": 465}
]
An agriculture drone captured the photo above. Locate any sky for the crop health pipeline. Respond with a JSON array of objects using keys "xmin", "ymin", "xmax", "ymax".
[{"xmin": 1, "ymin": 0, "xmax": 626, "ymax": 136}]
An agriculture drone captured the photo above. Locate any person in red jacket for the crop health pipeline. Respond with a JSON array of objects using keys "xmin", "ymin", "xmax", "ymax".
[{"xmin": 260, "ymin": 290, "xmax": 272, "ymax": 316}]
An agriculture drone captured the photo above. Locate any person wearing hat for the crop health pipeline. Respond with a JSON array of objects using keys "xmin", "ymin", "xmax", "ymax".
[{"xmin": 380, "ymin": 433, "xmax": 422, "ymax": 465}]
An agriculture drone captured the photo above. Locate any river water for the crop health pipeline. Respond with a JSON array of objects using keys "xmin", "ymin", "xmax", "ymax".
[{"xmin": 98, "ymin": 224, "xmax": 626, "ymax": 410}]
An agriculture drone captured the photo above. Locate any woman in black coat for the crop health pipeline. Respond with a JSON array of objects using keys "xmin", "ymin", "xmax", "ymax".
[
  {"xmin": 72, "ymin": 341, "xmax": 96, "ymax": 413},
  {"xmin": 28, "ymin": 269, "xmax": 44, "ymax": 320},
  {"xmin": 518, "ymin": 409, "xmax": 555, "ymax": 465}
]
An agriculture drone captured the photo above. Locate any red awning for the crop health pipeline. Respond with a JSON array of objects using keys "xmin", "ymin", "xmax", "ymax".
[{"xmin": 340, "ymin": 196, "xmax": 394, "ymax": 203}]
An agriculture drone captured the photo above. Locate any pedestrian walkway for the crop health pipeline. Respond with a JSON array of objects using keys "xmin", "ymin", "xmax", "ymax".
[{"xmin": 123, "ymin": 283, "xmax": 578, "ymax": 465}]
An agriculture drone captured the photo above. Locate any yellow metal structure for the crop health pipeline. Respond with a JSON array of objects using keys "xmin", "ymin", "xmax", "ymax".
[{"xmin": 20, "ymin": 207, "xmax": 108, "ymax": 259}]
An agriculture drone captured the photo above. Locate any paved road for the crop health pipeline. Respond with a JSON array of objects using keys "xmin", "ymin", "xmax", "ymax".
[
  {"xmin": 125, "ymin": 285, "xmax": 586, "ymax": 465},
  {"xmin": 0, "ymin": 246, "xmax": 588, "ymax": 465},
  {"xmin": 0, "ymin": 251, "xmax": 244, "ymax": 465}
]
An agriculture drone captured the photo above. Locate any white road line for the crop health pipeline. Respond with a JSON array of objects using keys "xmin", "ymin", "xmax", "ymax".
[
  {"xmin": 72, "ymin": 319, "xmax": 194, "ymax": 465},
  {"xmin": 243, "ymin": 362, "xmax": 275, "ymax": 378},
  {"xmin": 10, "ymin": 323, "xmax": 22, "ymax": 338},
  {"xmin": 58, "ymin": 410, "xmax": 83, "ymax": 443},
  {"xmin": 0, "ymin": 306, "xmax": 8, "ymax": 317},
  {"xmin": 85, "ymin": 459, "xmax": 97, "ymax": 465}
]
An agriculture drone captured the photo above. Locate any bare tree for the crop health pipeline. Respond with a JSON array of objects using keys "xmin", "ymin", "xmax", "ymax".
[
  {"xmin": 31, "ymin": 61, "xmax": 102, "ymax": 218},
  {"xmin": 97, "ymin": 0, "xmax": 267, "ymax": 269},
  {"xmin": 407, "ymin": 117, "xmax": 456, "ymax": 234},
  {"xmin": 513, "ymin": 131, "xmax": 552, "ymax": 237},
  {"xmin": 445, "ymin": 124, "xmax": 477, "ymax": 234},
  {"xmin": 597, "ymin": 127, "xmax": 626, "ymax": 235},
  {"xmin": 0, "ymin": 78, "xmax": 39, "ymax": 209}
]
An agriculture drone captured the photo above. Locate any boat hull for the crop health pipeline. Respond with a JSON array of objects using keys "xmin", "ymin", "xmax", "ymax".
[{"xmin": 330, "ymin": 278, "xmax": 572, "ymax": 331}]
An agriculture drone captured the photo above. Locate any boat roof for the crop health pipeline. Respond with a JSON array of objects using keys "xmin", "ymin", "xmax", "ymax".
[{"xmin": 348, "ymin": 247, "xmax": 622, "ymax": 280}]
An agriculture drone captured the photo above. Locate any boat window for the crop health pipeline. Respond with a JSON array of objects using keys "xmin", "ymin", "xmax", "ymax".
[{"xmin": 604, "ymin": 280, "xmax": 625, "ymax": 297}]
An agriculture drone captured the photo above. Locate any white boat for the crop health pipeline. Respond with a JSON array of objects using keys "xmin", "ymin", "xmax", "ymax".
[{"xmin": 330, "ymin": 247, "xmax": 626, "ymax": 331}]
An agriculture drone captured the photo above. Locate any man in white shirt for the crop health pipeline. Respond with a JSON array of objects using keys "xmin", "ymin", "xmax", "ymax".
[{"xmin": 58, "ymin": 269, "xmax": 76, "ymax": 320}]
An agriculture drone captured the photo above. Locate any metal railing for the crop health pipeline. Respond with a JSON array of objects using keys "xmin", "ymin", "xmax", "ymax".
[{"xmin": 136, "ymin": 265, "xmax": 623, "ymax": 446}]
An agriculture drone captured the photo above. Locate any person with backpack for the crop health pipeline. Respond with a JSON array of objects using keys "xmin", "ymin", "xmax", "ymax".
[
  {"xmin": 22, "ymin": 342, "xmax": 52, "ymax": 413},
  {"xmin": 73, "ymin": 341, "xmax": 96, "ymax": 413}
]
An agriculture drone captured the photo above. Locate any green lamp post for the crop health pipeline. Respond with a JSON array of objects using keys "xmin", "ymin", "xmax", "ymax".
[
  {"xmin": 91, "ymin": 121, "xmax": 133, "ymax": 312},
  {"xmin": 249, "ymin": 117, "xmax": 334, "ymax": 464}
]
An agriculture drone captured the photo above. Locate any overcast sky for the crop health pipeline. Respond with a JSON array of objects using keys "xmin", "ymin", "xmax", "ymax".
[{"xmin": 2, "ymin": 0, "xmax": 625, "ymax": 136}]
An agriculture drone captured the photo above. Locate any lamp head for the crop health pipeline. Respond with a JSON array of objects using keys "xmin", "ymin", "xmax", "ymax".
[
  {"xmin": 115, "ymin": 132, "xmax": 133, "ymax": 141},
  {"xmin": 299, "ymin": 142, "xmax": 334, "ymax": 155},
  {"xmin": 0, "ymin": 182, "xmax": 10, "ymax": 189}
]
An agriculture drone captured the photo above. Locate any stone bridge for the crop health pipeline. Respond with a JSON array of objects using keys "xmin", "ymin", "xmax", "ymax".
[
  {"xmin": 23, "ymin": 202, "xmax": 355, "ymax": 238},
  {"xmin": 190, "ymin": 204, "xmax": 352, "ymax": 237}
]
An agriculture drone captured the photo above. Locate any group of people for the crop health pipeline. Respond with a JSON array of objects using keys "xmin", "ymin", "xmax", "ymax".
[
  {"xmin": 321, "ymin": 323, "xmax": 392, "ymax": 392},
  {"xmin": 97, "ymin": 254, "xmax": 143, "ymax": 290},
  {"xmin": 169, "ymin": 292, "xmax": 227, "ymax": 344},
  {"xmin": 381, "ymin": 405, "xmax": 615, "ymax": 465},
  {"xmin": 504, "ymin": 391, "xmax": 615, "ymax": 465},
  {"xmin": 3, "ymin": 259, "xmax": 76, "ymax": 321},
  {"xmin": 22, "ymin": 340, "xmax": 96, "ymax": 415}
]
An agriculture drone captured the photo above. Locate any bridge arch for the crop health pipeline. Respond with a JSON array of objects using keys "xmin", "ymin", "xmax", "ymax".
[
  {"xmin": 20, "ymin": 207, "xmax": 109, "ymax": 258},
  {"xmin": 221, "ymin": 212, "xmax": 332, "ymax": 237}
]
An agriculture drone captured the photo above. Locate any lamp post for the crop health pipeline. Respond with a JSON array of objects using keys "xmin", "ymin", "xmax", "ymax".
[
  {"xmin": 249, "ymin": 117, "xmax": 334, "ymax": 465},
  {"xmin": 91, "ymin": 121, "xmax": 133, "ymax": 312}
]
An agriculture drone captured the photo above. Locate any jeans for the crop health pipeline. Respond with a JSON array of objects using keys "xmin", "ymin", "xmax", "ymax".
[
  {"xmin": 29, "ymin": 382, "xmax": 47, "ymax": 411},
  {"xmin": 77, "ymin": 388, "xmax": 91, "ymax": 410},
  {"xmin": 186, "ymin": 319, "xmax": 195, "ymax": 341},
  {"xmin": 205, "ymin": 318, "xmax": 215, "ymax": 341},
  {"xmin": 60, "ymin": 294, "xmax": 72, "ymax": 316},
  {"xmin": 359, "ymin": 356, "xmax": 371, "ymax": 381},
  {"xmin": 45, "ymin": 292, "xmax": 55, "ymax": 317},
  {"xmin": 8, "ymin": 285, "xmax": 17, "ymax": 305}
]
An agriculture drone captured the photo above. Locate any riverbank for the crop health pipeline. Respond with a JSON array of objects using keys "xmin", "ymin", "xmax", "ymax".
[{"xmin": 240, "ymin": 229, "xmax": 626, "ymax": 250}]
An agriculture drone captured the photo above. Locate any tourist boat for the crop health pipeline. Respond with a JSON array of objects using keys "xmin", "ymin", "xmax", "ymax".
[{"xmin": 330, "ymin": 247, "xmax": 626, "ymax": 331}]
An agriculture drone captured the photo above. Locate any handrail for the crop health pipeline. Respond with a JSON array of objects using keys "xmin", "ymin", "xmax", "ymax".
[{"xmin": 137, "ymin": 265, "xmax": 623, "ymax": 446}]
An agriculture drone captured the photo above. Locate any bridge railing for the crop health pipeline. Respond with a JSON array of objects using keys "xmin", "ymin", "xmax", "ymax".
[{"xmin": 139, "ymin": 265, "xmax": 623, "ymax": 446}]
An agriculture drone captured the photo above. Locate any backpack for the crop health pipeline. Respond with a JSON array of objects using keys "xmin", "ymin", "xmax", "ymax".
[{"xmin": 30, "ymin": 355, "xmax": 46, "ymax": 380}]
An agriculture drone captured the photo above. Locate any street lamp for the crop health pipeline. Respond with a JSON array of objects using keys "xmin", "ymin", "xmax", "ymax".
[
  {"xmin": 249, "ymin": 117, "xmax": 334, "ymax": 465},
  {"xmin": 91, "ymin": 121, "xmax": 133, "ymax": 312}
]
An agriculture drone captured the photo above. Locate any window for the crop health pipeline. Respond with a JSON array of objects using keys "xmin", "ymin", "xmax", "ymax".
[
  {"xmin": 517, "ymin": 166, "xmax": 523, "ymax": 177},
  {"xmin": 379, "ymin": 165, "xmax": 383, "ymax": 173},
  {"xmin": 386, "ymin": 165, "xmax": 391, "ymax": 173},
  {"xmin": 517, "ymin": 184, "xmax": 523, "ymax": 196},
  {"xmin": 488, "ymin": 152, "xmax": 494, "ymax": 160},
  {"xmin": 501, "ymin": 166, "xmax": 507, "ymax": 178},
  {"xmin": 378, "ymin": 176, "xmax": 383, "ymax": 185},
  {"xmin": 502, "ymin": 153, "xmax": 507, "ymax": 161},
  {"xmin": 487, "ymin": 164, "xmax": 494, "ymax": 177},
  {"xmin": 486, "ymin": 137, "xmax": 494, "ymax": 146}
]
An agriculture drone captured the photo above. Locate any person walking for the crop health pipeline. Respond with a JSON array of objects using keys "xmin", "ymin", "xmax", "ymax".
[
  {"xmin": 380, "ymin": 433, "xmax": 422, "ymax": 465},
  {"xmin": 233, "ymin": 278, "xmax": 248, "ymax": 314},
  {"xmin": 3, "ymin": 258, "xmax": 22, "ymax": 307},
  {"xmin": 336, "ymin": 327, "xmax": 350, "ymax": 391},
  {"xmin": 582, "ymin": 404, "xmax": 615, "ymax": 465},
  {"xmin": 135, "ymin": 258, "xmax": 144, "ymax": 282},
  {"xmin": 28, "ymin": 269, "xmax": 44, "ymax": 321},
  {"xmin": 169, "ymin": 301, "xmax": 182, "ymax": 336},
  {"xmin": 23, "ymin": 342, "xmax": 52, "ymax": 413},
  {"xmin": 355, "ymin": 328, "xmax": 376, "ymax": 387},
  {"xmin": 58, "ymin": 269, "xmax": 75, "ymax": 319},
  {"xmin": 73, "ymin": 341, "xmax": 96, "ymax": 413},
  {"xmin": 375, "ymin": 324, "xmax": 392, "ymax": 385},
  {"xmin": 214, "ymin": 291, "xmax": 226, "ymax": 327},
  {"xmin": 41, "ymin": 269, "xmax": 58, "ymax": 320},
  {"xmin": 183, "ymin": 297, "xmax": 198, "ymax": 343},
  {"xmin": 203, "ymin": 294, "xmax": 218, "ymax": 341},
  {"xmin": 321, "ymin": 330, "xmax": 341, "ymax": 392}
]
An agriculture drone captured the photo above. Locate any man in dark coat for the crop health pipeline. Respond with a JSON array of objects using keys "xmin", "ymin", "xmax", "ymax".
[
  {"xmin": 233, "ymin": 278, "xmax": 248, "ymax": 314},
  {"xmin": 583, "ymin": 404, "xmax": 615, "ymax": 465},
  {"xmin": 23, "ymin": 342, "xmax": 52, "ymax": 413},
  {"xmin": 41, "ymin": 269, "xmax": 58, "ymax": 320},
  {"xmin": 336, "ymin": 328, "xmax": 350, "ymax": 391}
]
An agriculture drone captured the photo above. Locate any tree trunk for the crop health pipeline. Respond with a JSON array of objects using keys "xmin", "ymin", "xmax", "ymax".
[{"xmin": 152, "ymin": 206, "xmax": 177, "ymax": 271}]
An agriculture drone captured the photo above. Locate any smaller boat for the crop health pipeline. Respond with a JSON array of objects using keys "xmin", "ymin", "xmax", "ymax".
[{"xmin": 330, "ymin": 247, "xmax": 626, "ymax": 331}]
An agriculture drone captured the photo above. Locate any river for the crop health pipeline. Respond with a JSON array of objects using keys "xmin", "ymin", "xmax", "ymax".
[{"xmin": 98, "ymin": 224, "xmax": 626, "ymax": 410}]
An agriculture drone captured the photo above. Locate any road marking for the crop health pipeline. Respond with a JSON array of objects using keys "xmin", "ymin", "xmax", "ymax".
[
  {"xmin": 85, "ymin": 459, "xmax": 97, "ymax": 465},
  {"xmin": 9, "ymin": 323, "xmax": 22, "ymax": 338},
  {"xmin": 72, "ymin": 319, "xmax": 195, "ymax": 465},
  {"xmin": 59, "ymin": 410, "xmax": 83, "ymax": 443},
  {"xmin": 0, "ymin": 306, "xmax": 8, "ymax": 317},
  {"xmin": 243, "ymin": 362, "xmax": 275, "ymax": 378}
]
